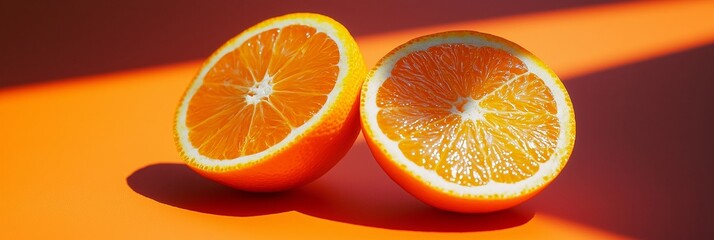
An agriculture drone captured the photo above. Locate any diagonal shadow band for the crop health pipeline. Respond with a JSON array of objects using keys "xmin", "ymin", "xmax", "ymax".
[
  {"xmin": 126, "ymin": 142, "xmax": 534, "ymax": 232},
  {"xmin": 521, "ymin": 43, "xmax": 714, "ymax": 239}
]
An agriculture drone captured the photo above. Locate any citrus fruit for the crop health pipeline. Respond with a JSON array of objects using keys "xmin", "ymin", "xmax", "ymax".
[
  {"xmin": 360, "ymin": 31, "xmax": 576, "ymax": 213},
  {"xmin": 174, "ymin": 13, "xmax": 366, "ymax": 192}
]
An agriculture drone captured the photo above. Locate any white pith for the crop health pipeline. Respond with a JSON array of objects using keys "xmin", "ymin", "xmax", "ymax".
[
  {"xmin": 363, "ymin": 34, "xmax": 575, "ymax": 198},
  {"xmin": 245, "ymin": 75, "xmax": 274, "ymax": 105},
  {"xmin": 176, "ymin": 17, "xmax": 348, "ymax": 169},
  {"xmin": 450, "ymin": 97, "xmax": 486, "ymax": 122}
]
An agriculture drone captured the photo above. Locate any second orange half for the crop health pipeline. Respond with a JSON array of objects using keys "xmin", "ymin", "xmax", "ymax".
[{"xmin": 361, "ymin": 31, "xmax": 576, "ymax": 213}]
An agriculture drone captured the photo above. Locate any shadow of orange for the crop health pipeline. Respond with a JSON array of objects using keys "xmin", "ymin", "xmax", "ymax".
[{"xmin": 126, "ymin": 141, "xmax": 534, "ymax": 232}]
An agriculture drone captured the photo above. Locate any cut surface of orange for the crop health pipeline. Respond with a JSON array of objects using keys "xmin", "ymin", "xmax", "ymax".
[
  {"xmin": 360, "ymin": 31, "xmax": 575, "ymax": 213},
  {"xmin": 174, "ymin": 13, "xmax": 365, "ymax": 192}
]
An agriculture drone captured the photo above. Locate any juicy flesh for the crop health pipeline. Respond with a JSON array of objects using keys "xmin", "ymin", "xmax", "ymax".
[
  {"xmin": 186, "ymin": 25, "xmax": 339, "ymax": 159},
  {"xmin": 376, "ymin": 44, "xmax": 559, "ymax": 186}
]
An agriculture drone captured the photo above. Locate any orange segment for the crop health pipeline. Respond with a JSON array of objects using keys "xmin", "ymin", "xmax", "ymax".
[
  {"xmin": 361, "ymin": 31, "xmax": 575, "ymax": 213},
  {"xmin": 174, "ymin": 13, "xmax": 366, "ymax": 192}
]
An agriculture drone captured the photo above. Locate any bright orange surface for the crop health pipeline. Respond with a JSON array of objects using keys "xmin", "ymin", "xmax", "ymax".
[{"xmin": 2, "ymin": 1, "xmax": 714, "ymax": 239}]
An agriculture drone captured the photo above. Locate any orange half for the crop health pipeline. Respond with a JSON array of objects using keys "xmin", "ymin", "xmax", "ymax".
[
  {"xmin": 174, "ymin": 13, "xmax": 366, "ymax": 192},
  {"xmin": 360, "ymin": 31, "xmax": 576, "ymax": 212}
]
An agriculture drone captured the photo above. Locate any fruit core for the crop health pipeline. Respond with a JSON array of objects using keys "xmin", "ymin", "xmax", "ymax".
[{"xmin": 246, "ymin": 76, "xmax": 274, "ymax": 105}]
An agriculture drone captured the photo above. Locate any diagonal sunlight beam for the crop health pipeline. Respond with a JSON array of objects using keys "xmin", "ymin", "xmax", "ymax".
[{"xmin": 356, "ymin": 0, "xmax": 714, "ymax": 80}]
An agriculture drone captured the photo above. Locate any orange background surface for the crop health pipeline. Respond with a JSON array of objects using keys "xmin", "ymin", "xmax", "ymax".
[{"xmin": 2, "ymin": 1, "xmax": 714, "ymax": 239}]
